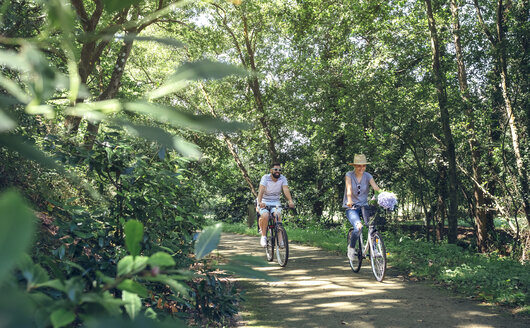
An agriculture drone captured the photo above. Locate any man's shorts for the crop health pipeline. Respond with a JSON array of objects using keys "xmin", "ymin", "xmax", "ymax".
[{"xmin": 258, "ymin": 202, "xmax": 282, "ymax": 216}]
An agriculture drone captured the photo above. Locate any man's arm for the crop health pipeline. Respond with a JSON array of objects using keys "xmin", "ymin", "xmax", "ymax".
[
  {"xmin": 257, "ymin": 185, "xmax": 266, "ymax": 208},
  {"xmin": 282, "ymin": 185, "xmax": 295, "ymax": 208}
]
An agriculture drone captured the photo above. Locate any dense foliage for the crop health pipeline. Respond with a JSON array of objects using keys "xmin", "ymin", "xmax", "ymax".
[{"xmin": 0, "ymin": 0, "xmax": 529, "ymax": 326}]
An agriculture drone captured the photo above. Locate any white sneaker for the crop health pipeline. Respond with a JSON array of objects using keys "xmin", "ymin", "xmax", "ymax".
[
  {"xmin": 279, "ymin": 239, "xmax": 285, "ymax": 248},
  {"xmin": 347, "ymin": 246, "xmax": 356, "ymax": 261},
  {"xmin": 260, "ymin": 236, "xmax": 267, "ymax": 247}
]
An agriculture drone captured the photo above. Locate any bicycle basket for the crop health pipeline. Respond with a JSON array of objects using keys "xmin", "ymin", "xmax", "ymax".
[
  {"xmin": 364, "ymin": 205, "xmax": 377, "ymax": 218},
  {"xmin": 372, "ymin": 214, "xmax": 386, "ymax": 226}
]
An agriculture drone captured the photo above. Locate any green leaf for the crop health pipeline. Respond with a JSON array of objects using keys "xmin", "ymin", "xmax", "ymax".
[
  {"xmin": 103, "ymin": 0, "xmax": 143, "ymax": 13},
  {"xmin": 42, "ymin": 0, "xmax": 76, "ymax": 34},
  {"xmin": 144, "ymin": 307, "xmax": 157, "ymax": 320},
  {"xmin": 117, "ymin": 256, "xmax": 148, "ymax": 276},
  {"xmin": 65, "ymin": 277, "xmax": 84, "ymax": 302},
  {"xmin": 173, "ymin": 59, "xmax": 247, "ymax": 81},
  {"xmin": 115, "ymin": 119, "xmax": 201, "ymax": 158},
  {"xmin": 117, "ymin": 256, "xmax": 134, "ymax": 276},
  {"xmin": 0, "ymin": 135, "xmax": 63, "ymax": 171},
  {"xmin": 117, "ymin": 279, "xmax": 148, "ymax": 298},
  {"xmin": 65, "ymin": 99, "xmax": 122, "ymax": 122},
  {"xmin": 122, "ymin": 290, "xmax": 142, "ymax": 320},
  {"xmin": 0, "ymin": 109, "xmax": 17, "ymax": 132},
  {"xmin": 148, "ymin": 59, "xmax": 247, "ymax": 99},
  {"xmin": 124, "ymin": 220, "xmax": 143, "ymax": 256},
  {"xmin": 0, "ymin": 95, "xmax": 23, "ymax": 108},
  {"xmin": 117, "ymin": 34, "xmax": 184, "ymax": 48},
  {"xmin": 22, "ymin": 263, "xmax": 50, "ymax": 288},
  {"xmin": 145, "ymin": 275, "xmax": 190, "ymax": 298},
  {"xmin": 95, "ymin": 271, "xmax": 115, "ymax": 284},
  {"xmin": 132, "ymin": 256, "xmax": 148, "ymax": 273},
  {"xmin": 220, "ymin": 263, "xmax": 275, "ymax": 281},
  {"xmin": 0, "ymin": 74, "xmax": 31, "ymax": 103},
  {"xmin": 124, "ymin": 101, "xmax": 249, "ymax": 133},
  {"xmin": 0, "ymin": 191, "xmax": 35, "ymax": 283},
  {"xmin": 194, "ymin": 223, "xmax": 222, "ymax": 260},
  {"xmin": 50, "ymin": 309, "xmax": 75, "ymax": 328},
  {"xmin": 0, "ymin": 49, "xmax": 31, "ymax": 71},
  {"xmin": 220, "ymin": 255, "xmax": 276, "ymax": 281},
  {"xmin": 80, "ymin": 291, "xmax": 125, "ymax": 316},
  {"xmin": 35, "ymin": 279, "xmax": 66, "ymax": 292},
  {"xmin": 147, "ymin": 252, "xmax": 176, "ymax": 268}
]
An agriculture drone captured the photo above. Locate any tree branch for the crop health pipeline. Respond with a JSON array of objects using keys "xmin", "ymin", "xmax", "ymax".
[
  {"xmin": 70, "ymin": 0, "xmax": 90, "ymax": 31},
  {"xmin": 212, "ymin": 3, "xmax": 247, "ymax": 67},
  {"xmin": 473, "ymin": 0, "xmax": 497, "ymax": 46}
]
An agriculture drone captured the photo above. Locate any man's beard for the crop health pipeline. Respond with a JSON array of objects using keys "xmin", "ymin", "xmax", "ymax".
[{"xmin": 272, "ymin": 172, "xmax": 280, "ymax": 178}]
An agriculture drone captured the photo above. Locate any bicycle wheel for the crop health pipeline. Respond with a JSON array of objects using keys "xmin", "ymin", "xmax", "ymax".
[
  {"xmin": 347, "ymin": 229, "xmax": 362, "ymax": 273},
  {"xmin": 275, "ymin": 225, "xmax": 289, "ymax": 267},
  {"xmin": 369, "ymin": 231, "xmax": 387, "ymax": 282},
  {"xmin": 265, "ymin": 227, "xmax": 274, "ymax": 262}
]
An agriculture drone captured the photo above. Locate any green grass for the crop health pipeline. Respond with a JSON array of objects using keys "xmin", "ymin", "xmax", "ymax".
[{"xmin": 220, "ymin": 221, "xmax": 530, "ymax": 314}]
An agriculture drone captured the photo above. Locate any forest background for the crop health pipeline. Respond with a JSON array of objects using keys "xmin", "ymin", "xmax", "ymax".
[{"xmin": 0, "ymin": 0, "xmax": 528, "ymax": 327}]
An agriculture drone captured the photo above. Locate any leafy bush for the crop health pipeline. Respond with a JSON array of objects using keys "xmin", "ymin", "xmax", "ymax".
[
  {"xmin": 0, "ymin": 192, "xmax": 265, "ymax": 327},
  {"xmin": 387, "ymin": 235, "xmax": 530, "ymax": 308}
]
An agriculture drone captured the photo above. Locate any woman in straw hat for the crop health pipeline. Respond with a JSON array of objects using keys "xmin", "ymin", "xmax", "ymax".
[{"xmin": 343, "ymin": 154, "xmax": 381, "ymax": 261}]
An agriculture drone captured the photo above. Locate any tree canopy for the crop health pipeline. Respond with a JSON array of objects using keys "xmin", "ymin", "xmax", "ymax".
[{"xmin": 0, "ymin": 0, "xmax": 528, "ymax": 326}]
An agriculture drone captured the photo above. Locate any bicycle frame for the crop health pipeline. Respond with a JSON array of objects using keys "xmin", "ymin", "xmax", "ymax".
[
  {"xmin": 357, "ymin": 221, "xmax": 376, "ymax": 258},
  {"xmin": 347, "ymin": 205, "xmax": 387, "ymax": 282},
  {"xmin": 261, "ymin": 205, "xmax": 289, "ymax": 267},
  {"xmin": 349, "ymin": 206, "xmax": 374, "ymax": 256}
]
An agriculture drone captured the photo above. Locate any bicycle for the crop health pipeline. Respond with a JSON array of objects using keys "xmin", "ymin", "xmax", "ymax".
[
  {"xmin": 258, "ymin": 205, "xmax": 289, "ymax": 267},
  {"xmin": 347, "ymin": 205, "xmax": 387, "ymax": 282}
]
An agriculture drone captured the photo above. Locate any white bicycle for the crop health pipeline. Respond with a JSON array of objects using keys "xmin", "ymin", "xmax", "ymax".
[{"xmin": 347, "ymin": 206, "xmax": 387, "ymax": 282}]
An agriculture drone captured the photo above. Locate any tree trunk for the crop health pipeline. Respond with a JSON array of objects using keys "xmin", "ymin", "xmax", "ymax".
[
  {"xmin": 83, "ymin": 34, "xmax": 135, "ymax": 149},
  {"xmin": 450, "ymin": 0, "xmax": 494, "ymax": 251},
  {"xmin": 212, "ymin": 4, "xmax": 279, "ymax": 163},
  {"xmin": 65, "ymin": 0, "xmax": 113, "ymax": 135},
  {"xmin": 241, "ymin": 15, "xmax": 278, "ymax": 163},
  {"xmin": 424, "ymin": 0, "xmax": 459, "ymax": 243},
  {"xmin": 199, "ymin": 83, "xmax": 258, "ymax": 199},
  {"xmin": 474, "ymin": 0, "xmax": 530, "ymax": 226}
]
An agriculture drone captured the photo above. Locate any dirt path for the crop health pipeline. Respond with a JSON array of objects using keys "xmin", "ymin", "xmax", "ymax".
[{"xmin": 217, "ymin": 233, "xmax": 530, "ymax": 328}]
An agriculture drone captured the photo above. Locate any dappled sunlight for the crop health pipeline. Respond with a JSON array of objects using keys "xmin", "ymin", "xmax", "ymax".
[
  {"xmin": 218, "ymin": 233, "xmax": 530, "ymax": 328},
  {"xmin": 291, "ymin": 279, "xmax": 329, "ymax": 286},
  {"xmin": 370, "ymin": 298, "xmax": 402, "ymax": 304},
  {"xmin": 316, "ymin": 301, "xmax": 361, "ymax": 310},
  {"xmin": 327, "ymin": 290, "xmax": 371, "ymax": 297},
  {"xmin": 452, "ymin": 310, "xmax": 499, "ymax": 319},
  {"xmin": 286, "ymin": 270, "xmax": 310, "ymax": 276}
]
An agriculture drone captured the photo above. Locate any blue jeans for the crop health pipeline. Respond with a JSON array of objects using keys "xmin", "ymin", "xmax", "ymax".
[{"xmin": 346, "ymin": 207, "xmax": 369, "ymax": 247}]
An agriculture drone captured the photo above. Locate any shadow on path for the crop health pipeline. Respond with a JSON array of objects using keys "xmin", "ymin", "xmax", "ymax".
[{"xmin": 217, "ymin": 233, "xmax": 530, "ymax": 328}]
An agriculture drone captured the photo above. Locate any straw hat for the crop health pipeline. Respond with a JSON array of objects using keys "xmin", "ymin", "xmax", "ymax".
[{"xmin": 348, "ymin": 154, "xmax": 370, "ymax": 165}]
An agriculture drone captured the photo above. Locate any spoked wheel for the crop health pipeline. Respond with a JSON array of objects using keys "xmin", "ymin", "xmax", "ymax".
[
  {"xmin": 369, "ymin": 231, "xmax": 387, "ymax": 282},
  {"xmin": 348, "ymin": 229, "xmax": 362, "ymax": 273},
  {"xmin": 275, "ymin": 225, "xmax": 289, "ymax": 267},
  {"xmin": 265, "ymin": 227, "xmax": 274, "ymax": 262}
]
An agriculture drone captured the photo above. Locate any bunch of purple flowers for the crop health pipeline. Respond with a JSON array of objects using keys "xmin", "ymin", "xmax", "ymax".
[{"xmin": 377, "ymin": 191, "xmax": 397, "ymax": 211}]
